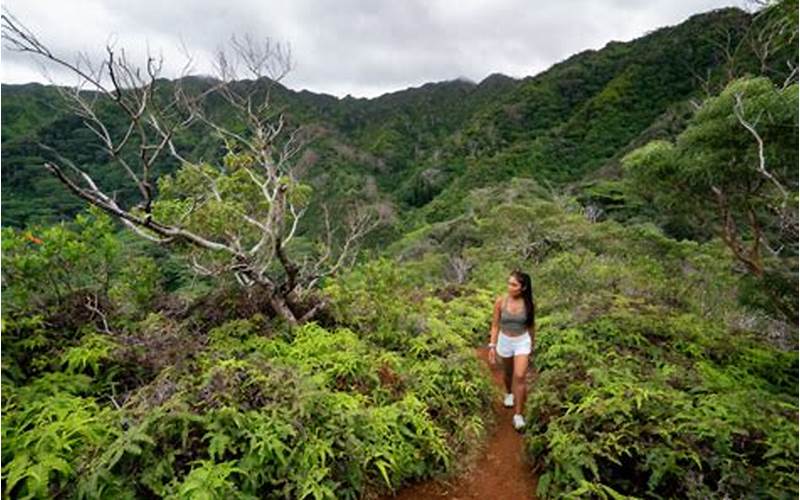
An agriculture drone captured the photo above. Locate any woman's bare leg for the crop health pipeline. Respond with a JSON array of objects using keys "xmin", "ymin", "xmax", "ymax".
[
  {"xmin": 500, "ymin": 353, "xmax": 514, "ymax": 394},
  {"xmin": 512, "ymin": 354, "xmax": 529, "ymax": 415}
]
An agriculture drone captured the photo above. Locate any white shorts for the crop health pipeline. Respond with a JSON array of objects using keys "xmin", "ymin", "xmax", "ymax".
[{"xmin": 496, "ymin": 331, "xmax": 532, "ymax": 358}]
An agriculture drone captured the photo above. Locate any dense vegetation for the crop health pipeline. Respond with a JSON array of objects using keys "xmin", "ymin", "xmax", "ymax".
[
  {"xmin": 0, "ymin": 6, "xmax": 780, "ymax": 229},
  {"xmin": 2, "ymin": 208, "xmax": 497, "ymax": 498},
  {"xmin": 2, "ymin": 1, "xmax": 798, "ymax": 498}
]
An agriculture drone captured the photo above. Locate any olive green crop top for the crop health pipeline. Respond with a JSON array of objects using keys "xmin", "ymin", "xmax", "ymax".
[{"xmin": 499, "ymin": 295, "xmax": 529, "ymax": 335}]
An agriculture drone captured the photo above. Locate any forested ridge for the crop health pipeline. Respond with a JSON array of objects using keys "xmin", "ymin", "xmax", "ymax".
[{"xmin": 1, "ymin": 1, "xmax": 798, "ymax": 498}]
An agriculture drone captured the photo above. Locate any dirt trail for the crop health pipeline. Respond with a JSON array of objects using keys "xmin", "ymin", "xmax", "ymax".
[{"xmin": 380, "ymin": 347, "xmax": 538, "ymax": 500}]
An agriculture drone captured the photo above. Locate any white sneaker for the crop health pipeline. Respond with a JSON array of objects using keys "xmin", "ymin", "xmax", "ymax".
[
  {"xmin": 512, "ymin": 414, "xmax": 526, "ymax": 430},
  {"xmin": 503, "ymin": 393, "xmax": 514, "ymax": 408}
]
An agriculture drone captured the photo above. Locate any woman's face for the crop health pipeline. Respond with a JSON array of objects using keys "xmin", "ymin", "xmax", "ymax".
[{"xmin": 507, "ymin": 275, "xmax": 523, "ymax": 297}]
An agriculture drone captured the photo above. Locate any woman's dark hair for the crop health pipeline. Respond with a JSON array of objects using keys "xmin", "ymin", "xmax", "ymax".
[{"xmin": 510, "ymin": 269, "xmax": 535, "ymax": 328}]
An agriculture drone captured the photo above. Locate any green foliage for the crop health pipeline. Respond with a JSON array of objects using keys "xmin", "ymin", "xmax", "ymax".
[
  {"xmin": 623, "ymin": 76, "xmax": 799, "ymax": 320},
  {"xmin": 165, "ymin": 460, "xmax": 249, "ymax": 500},
  {"xmin": 527, "ymin": 305, "xmax": 798, "ymax": 499},
  {"xmin": 59, "ymin": 331, "xmax": 119, "ymax": 378},
  {"xmin": 1, "ymin": 206, "xmax": 121, "ymax": 316},
  {"xmin": 1, "ymin": 238, "xmax": 496, "ymax": 498},
  {"xmin": 388, "ymin": 177, "xmax": 798, "ymax": 499},
  {"xmin": 281, "ymin": 323, "xmax": 380, "ymax": 392},
  {"xmin": 2, "ymin": 4, "xmax": 797, "ymax": 499},
  {"xmin": 2, "ymin": 380, "xmax": 120, "ymax": 499},
  {"xmin": 624, "ymin": 77, "xmax": 798, "ymax": 209},
  {"xmin": 496, "ymin": 194, "xmax": 799, "ymax": 498},
  {"xmin": 322, "ymin": 256, "xmax": 420, "ymax": 349},
  {"xmin": 6, "ymin": 4, "xmax": 794, "ymax": 234},
  {"xmin": 2, "ymin": 156, "xmax": 797, "ymax": 499},
  {"xmin": 1, "ymin": 207, "xmax": 166, "ymax": 390},
  {"xmin": 108, "ymin": 256, "xmax": 161, "ymax": 319}
]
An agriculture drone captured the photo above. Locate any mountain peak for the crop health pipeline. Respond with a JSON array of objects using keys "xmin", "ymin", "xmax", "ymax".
[{"xmin": 478, "ymin": 73, "xmax": 515, "ymax": 87}]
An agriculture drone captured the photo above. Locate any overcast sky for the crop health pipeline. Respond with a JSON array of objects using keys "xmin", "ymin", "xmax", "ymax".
[{"xmin": 2, "ymin": 0, "xmax": 746, "ymax": 98}]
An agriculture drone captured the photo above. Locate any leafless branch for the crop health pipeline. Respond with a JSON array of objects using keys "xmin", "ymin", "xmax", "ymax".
[
  {"xmin": 85, "ymin": 292, "xmax": 111, "ymax": 334},
  {"xmin": 732, "ymin": 91, "xmax": 789, "ymax": 206}
]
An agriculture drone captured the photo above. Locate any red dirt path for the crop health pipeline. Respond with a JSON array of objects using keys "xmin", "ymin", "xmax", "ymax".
[{"xmin": 380, "ymin": 347, "xmax": 538, "ymax": 500}]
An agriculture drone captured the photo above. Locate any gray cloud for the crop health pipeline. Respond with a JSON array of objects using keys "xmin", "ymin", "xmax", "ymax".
[{"xmin": 2, "ymin": 0, "xmax": 746, "ymax": 98}]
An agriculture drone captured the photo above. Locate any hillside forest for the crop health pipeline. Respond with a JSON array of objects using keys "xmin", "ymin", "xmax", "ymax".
[{"xmin": 1, "ymin": 1, "xmax": 798, "ymax": 498}]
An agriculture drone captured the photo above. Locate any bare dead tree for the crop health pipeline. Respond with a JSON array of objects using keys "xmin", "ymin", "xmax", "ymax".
[
  {"xmin": 732, "ymin": 92, "xmax": 789, "ymax": 205},
  {"xmin": 1, "ymin": 10, "xmax": 389, "ymax": 326},
  {"xmin": 731, "ymin": 90, "xmax": 798, "ymax": 258},
  {"xmin": 709, "ymin": 24, "xmax": 743, "ymax": 85},
  {"xmin": 684, "ymin": 22, "xmax": 749, "ymax": 98},
  {"xmin": 745, "ymin": 0, "xmax": 799, "ymax": 79},
  {"xmin": 582, "ymin": 203, "xmax": 604, "ymax": 223},
  {"xmin": 446, "ymin": 254, "xmax": 472, "ymax": 284},
  {"xmin": 686, "ymin": 1, "xmax": 798, "ymax": 97}
]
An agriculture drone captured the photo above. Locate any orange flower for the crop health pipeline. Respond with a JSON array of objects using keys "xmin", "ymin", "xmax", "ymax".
[{"xmin": 24, "ymin": 232, "xmax": 44, "ymax": 245}]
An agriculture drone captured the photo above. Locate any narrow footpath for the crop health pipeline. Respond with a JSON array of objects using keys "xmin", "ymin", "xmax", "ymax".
[{"xmin": 381, "ymin": 346, "xmax": 538, "ymax": 499}]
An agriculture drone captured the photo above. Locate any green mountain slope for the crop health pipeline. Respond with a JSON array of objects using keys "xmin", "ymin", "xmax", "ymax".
[
  {"xmin": 1, "ymin": 2, "xmax": 796, "ymax": 246},
  {"xmin": 1, "ymin": 2, "xmax": 797, "ymax": 498}
]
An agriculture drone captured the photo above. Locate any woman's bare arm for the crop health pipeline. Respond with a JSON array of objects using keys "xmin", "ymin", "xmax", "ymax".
[{"xmin": 489, "ymin": 296, "xmax": 502, "ymax": 346}]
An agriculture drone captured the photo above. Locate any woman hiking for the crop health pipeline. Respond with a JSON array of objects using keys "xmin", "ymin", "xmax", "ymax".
[{"xmin": 487, "ymin": 269, "xmax": 536, "ymax": 430}]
